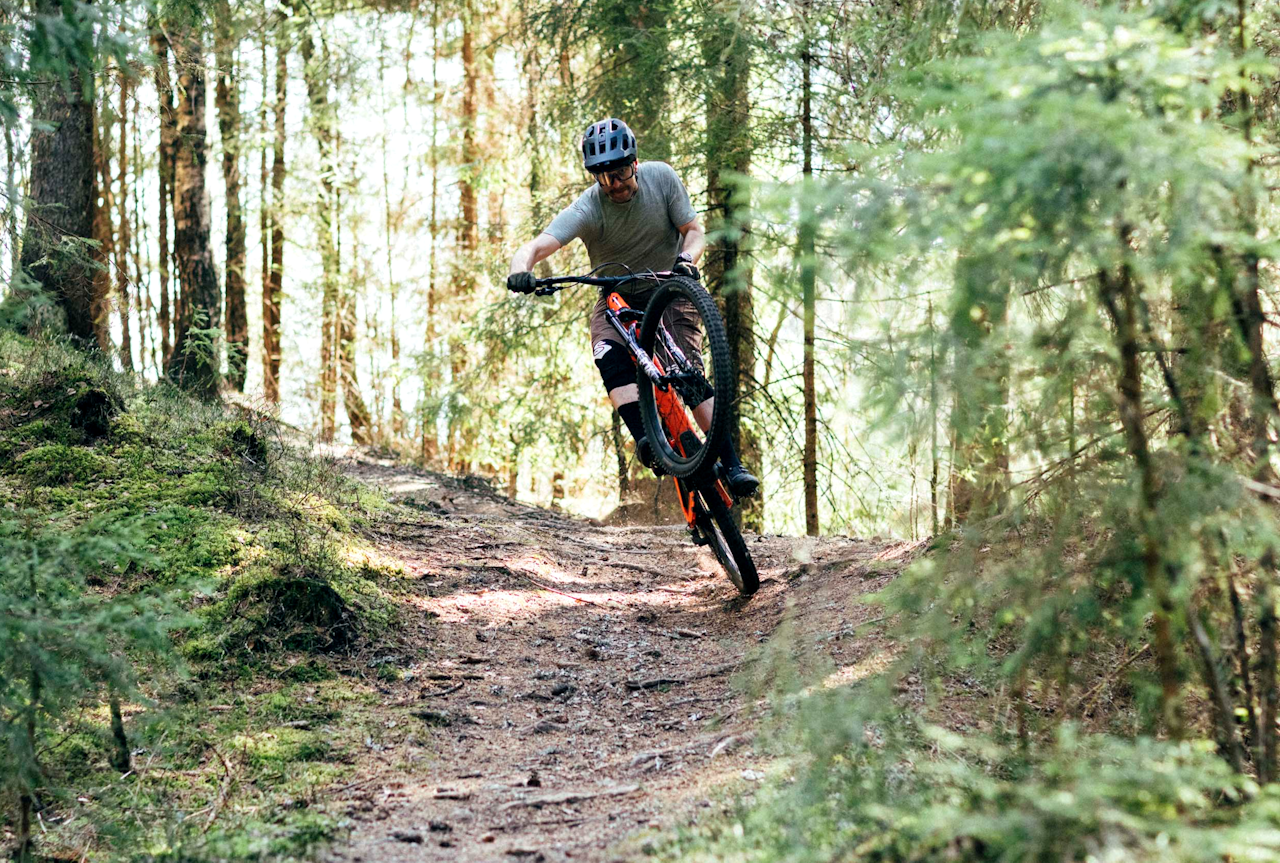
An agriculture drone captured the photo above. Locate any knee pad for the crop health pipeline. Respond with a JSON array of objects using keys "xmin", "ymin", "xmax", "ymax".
[{"xmin": 593, "ymin": 340, "xmax": 635, "ymax": 392}]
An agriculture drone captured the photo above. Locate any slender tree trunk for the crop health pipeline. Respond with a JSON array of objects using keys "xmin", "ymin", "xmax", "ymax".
[
  {"xmin": 703, "ymin": 0, "xmax": 760, "ymax": 530},
  {"xmin": 150, "ymin": 24, "xmax": 175, "ymax": 364},
  {"xmin": 1232, "ymin": 0, "xmax": 1278, "ymax": 782},
  {"xmin": 800, "ymin": 29, "xmax": 818, "ymax": 537},
  {"xmin": 91, "ymin": 107, "xmax": 115, "ymax": 351},
  {"xmin": 18, "ymin": 6, "xmax": 98, "ymax": 344},
  {"xmin": 130, "ymin": 101, "xmax": 150, "ymax": 374},
  {"xmin": 216, "ymin": 2, "xmax": 247, "ymax": 391},
  {"xmin": 379, "ymin": 25, "xmax": 403, "ymax": 438},
  {"xmin": 336, "ymin": 178, "xmax": 372, "ymax": 445},
  {"xmin": 167, "ymin": 28, "xmax": 222, "ymax": 398},
  {"xmin": 459, "ymin": 0, "xmax": 478, "ymax": 260},
  {"xmin": 301, "ymin": 27, "xmax": 339, "ymax": 440},
  {"xmin": 421, "ymin": 5, "xmax": 440, "ymax": 462},
  {"xmin": 4, "ymin": 121, "xmax": 18, "ymax": 286},
  {"xmin": 1098, "ymin": 261, "xmax": 1182, "ymax": 739},
  {"xmin": 264, "ymin": 17, "xmax": 287, "ymax": 405},
  {"xmin": 259, "ymin": 39, "xmax": 269, "ymax": 395},
  {"xmin": 114, "ymin": 74, "xmax": 133, "ymax": 370}
]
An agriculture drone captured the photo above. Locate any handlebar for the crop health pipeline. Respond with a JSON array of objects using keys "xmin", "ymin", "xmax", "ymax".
[{"xmin": 532, "ymin": 271, "xmax": 676, "ymax": 297}]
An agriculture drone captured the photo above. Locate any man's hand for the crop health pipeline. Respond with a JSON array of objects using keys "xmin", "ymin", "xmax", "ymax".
[
  {"xmin": 507, "ymin": 271, "xmax": 536, "ymax": 294},
  {"xmin": 672, "ymin": 252, "xmax": 699, "ymax": 281}
]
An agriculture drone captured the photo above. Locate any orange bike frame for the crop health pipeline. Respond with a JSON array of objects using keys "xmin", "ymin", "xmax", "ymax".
[{"xmin": 606, "ymin": 292, "xmax": 733, "ymax": 525}]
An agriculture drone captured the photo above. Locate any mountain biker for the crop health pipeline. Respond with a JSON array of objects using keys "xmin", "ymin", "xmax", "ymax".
[{"xmin": 506, "ymin": 117, "xmax": 759, "ymax": 499}]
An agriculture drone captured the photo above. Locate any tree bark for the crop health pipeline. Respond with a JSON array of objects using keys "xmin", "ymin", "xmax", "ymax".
[
  {"xmin": 91, "ymin": 105, "xmax": 115, "ymax": 351},
  {"xmin": 114, "ymin": 74, "xmax": 133, "ymax": 369},
  {"xmin": 421, "ymin": 4, "xmax": 441, "ymax": 462},
  {"xmin": 459, "ymin": 0, "xmax": 478, "ymax": 259},
  {"xmin": 263, "ymin": 18, "xmax": 286, "ymax": 404},
  {"xmin": 167, "ymin": 28, "xmax": 222, "ymax": 398},
  {"xmin": 336, "ymin": 181, "xmax": 372, "ymax": 445},
  {"xmin": 378, "ymin": 24, "xmax": 404, "ymax": 438},
  {"xmin": 18, "ymin": 0, "xmax": 98, "ymax": 344},
  {"xmin": 800, "ymin": 26, "xmax": 818, "ymax": 536},
  {"xmin": 301, "ymin": 27, "xmax": 338, "ymax": 440},
  {"xmin": 216, "ymin": 1, "xmax": 247, "ymax": 391},
  {"xmin": 703, "ymin": 0, "xmax": 760, "ymax": 531},
  {"xmin": 150, "ymin": 24, "xmax": 175, "ymax": 365},
  {"xmin": 1098, "ymin": 261, "xmax": 1182, "ymax": 739}
]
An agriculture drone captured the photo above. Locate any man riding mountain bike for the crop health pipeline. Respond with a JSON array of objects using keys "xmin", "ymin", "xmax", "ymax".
[{"xmin": 506, "ymin": 117, "xmax": 759, "ymax": 499}]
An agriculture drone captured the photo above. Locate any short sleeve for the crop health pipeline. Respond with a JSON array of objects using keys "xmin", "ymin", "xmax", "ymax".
[
  {"xmin": 661, "ymin": 163, "xmax": 697, "ymax": 228},
  {"xmin": 546, "ymin": 192, "xmax": 597, "ymax": 246}
]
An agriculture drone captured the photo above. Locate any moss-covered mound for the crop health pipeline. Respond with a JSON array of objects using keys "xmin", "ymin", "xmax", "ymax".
[{"xmin": 0, "ymin": 331, "xmax": 411, "ymax": 862}]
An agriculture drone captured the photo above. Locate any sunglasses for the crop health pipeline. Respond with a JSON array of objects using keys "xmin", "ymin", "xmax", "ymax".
[{"xmin": 592, "ymin": 163, "xmax": 637, "ymax": 186}]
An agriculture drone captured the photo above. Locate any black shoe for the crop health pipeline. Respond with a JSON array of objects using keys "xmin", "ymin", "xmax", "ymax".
[
  {"xmin": 719, "ymin": 463, "xmax": 759, "ymax": 499},
  {"xmin": 637, "ymin": 436, "xmax": 666, "ymax": 476}
]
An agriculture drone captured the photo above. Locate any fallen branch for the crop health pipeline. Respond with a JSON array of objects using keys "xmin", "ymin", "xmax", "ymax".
[
  {"xmin": 201, "ymin": 747, "xmax": 234, "ymax": 834},
  {"xmin": 626, "ymin": 661, "xmax": 739, "ymax": 691},
  {"xmin": 498, "ymin": 784, "xmax": 640, "ymax": 811},
  {"xmin": 1071, "ymin": 644, "xmax": 1151, "ymax": 716}
]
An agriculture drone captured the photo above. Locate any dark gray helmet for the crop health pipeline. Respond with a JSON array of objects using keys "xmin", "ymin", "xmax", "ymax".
[{"xmin": 582, "ymin": 118, "xmax": 637, "ymax": 172}]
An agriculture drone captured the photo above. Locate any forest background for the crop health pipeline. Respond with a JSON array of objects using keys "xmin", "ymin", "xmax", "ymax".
[
  {"xmin": 0, "ymin": 0, "xmax": 966, "ymax": 539},
  {"xmin": 11, "ymin": 0, "xmax": 1280, "ymax": 861}
]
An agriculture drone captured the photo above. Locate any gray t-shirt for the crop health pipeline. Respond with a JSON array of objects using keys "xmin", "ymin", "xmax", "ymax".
[{"xmin": 544, "ymin": 161, "xmax": 697, "ymax": 277}]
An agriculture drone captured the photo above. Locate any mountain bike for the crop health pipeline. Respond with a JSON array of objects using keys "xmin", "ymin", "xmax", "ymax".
[{"xmin": 532, "ymin": 270, "xmax": 759, "ymax": 596}]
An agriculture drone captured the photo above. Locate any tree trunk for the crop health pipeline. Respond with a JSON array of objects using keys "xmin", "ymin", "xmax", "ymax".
[
  {"xmin": 702, "ymin": 0, "xmax": 760, "ymax": 531},
  {"xmin": 301, "ymin": 27, "xmax": 338, "ymax": 441},
  {"xmin": 114, "ymin": 74, "xmax": 133, "ymax": 370},
  {"xmin": 1098, "ymin": 261, "xmax": 1183, "ymax": 739},
  {"xmin": 948, "ymin": 257, "xmax": 1011, "ymax": 524},
  {"xmin": 336, "ymin": 181, "xmax": 372, "ymax": 445},
  {"xmin": 421, "ymin": 5, "xmax": 441, "ymax": 462},
  {"xmin": 167, "ymin": 28, "xmax": 222, "ymax": 398},
  {"xmin": 800, "ymin": 29, "xmax": 818, "ymax": 537},
  {"xmin": 150, "ymin": 24, "xmax": 175, "ymax": 365},
  {"xmin": 130, "ymin": 106, "xmax": 151, "ymax": 374},
  {"xmin": 379, "ymin": 24, "xmax": 403, "ymax": 438},
  {"xmin": 91, "ymin": 106, "xmax": 115, "ymax": 351},
  {"xmin": 263, "ymin": 19, "xmax": 286, "ymax": 404},
  {"xmin": 459, "ymin": 0, "xmax": 478, "ymax": 260},
  {"xmin": 216, "ymin": 1, "xmax": 247, "ymax": 391},
  {"xmin": 18, "ymin": 1, "xmax": 98, "ymax": 344}
]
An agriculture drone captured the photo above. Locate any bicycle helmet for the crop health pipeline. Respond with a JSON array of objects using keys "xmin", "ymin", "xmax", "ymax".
[{"xmin": 582, "ymin": 118, "xmax": 637, "ymax": 173}]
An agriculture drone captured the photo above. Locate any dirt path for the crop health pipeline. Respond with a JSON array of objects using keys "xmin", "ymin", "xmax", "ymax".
[{"xmin": 322, "ymin": 455, "xmax": 911, "ymax": 863}]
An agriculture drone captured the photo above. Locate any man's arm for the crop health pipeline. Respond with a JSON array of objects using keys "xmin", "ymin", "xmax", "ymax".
[
  {"xmin": 677, "ymin": 218, "xmax": 706, "ymax": 263},
  {"xmin": 510, "ymin": 232, "xmax": 563, "ymax": 274}
]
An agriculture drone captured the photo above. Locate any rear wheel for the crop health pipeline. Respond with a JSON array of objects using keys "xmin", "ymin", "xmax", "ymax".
[
  {"xmin": 636, "ymin": 277, "xmax": 733, "ymax": 480},
  {"xmin": 695, "ymin": 489, "xmax": 759, "ymax": 596}
]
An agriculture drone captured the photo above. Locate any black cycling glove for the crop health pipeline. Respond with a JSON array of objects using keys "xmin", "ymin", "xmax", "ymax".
[
  {"xmin": 507, "ymin": 271, "xmax": 536, "ymax": 294},
  {"xmin": 672, "ymin": 253, "xmax": 699, "ymax": 281}
]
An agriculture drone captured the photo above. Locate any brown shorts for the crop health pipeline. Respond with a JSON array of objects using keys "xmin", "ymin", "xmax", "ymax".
[{"xmin": 588, "ymin": 290, "xmax": 704, "ymax": 373}]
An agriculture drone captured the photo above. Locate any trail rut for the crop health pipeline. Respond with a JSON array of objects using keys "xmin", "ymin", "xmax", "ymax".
[{"xmin": 321, "ymin": 454, "xmax": 911, "ymax": 863}]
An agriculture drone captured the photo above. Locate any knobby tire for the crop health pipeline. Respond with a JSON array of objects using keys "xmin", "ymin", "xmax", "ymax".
[
  {"xmin": 697, "ymin": 489, "xmax": 759, "ymax": 596},
  {"xmin": 636, "ymin": 277, "xmax": 733, "ymax": 480}
]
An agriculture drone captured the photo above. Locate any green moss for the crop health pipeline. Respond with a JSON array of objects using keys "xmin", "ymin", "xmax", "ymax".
[{"xmin": 14, "ymin": 443, "xmax": 115, "ymax": 486}]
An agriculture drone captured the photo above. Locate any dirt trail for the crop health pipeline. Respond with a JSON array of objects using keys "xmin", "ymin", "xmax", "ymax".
[{"xmin": 323, "ymin": 455, "xmax": 911, "ymax": 863}]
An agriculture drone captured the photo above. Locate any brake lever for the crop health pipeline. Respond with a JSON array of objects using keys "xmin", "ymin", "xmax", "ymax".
[{"xmin": 533, "ymin": 285, "xmax": 558, "ymax": 297}]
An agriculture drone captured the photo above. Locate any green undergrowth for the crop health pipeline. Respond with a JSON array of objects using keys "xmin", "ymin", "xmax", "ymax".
[
  {"xmin": 644, "ymin": 554, "xmax": 1280, "ymax": 863},
  {"xmin": 0, "ymin": 331, "xmax": 417, "ymax": 861}
]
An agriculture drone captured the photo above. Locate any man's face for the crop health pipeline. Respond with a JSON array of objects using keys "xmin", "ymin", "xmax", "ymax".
[{"xmin": 595, "ymin": 160, "xmax": 639, "ymax": 203}]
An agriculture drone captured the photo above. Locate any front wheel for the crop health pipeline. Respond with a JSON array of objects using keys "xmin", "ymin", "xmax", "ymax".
[
  {"xmin": 695, "ymin": 489, "xmax": 759, "ymax": 597},
  {"xmin": 636, "ymin": 277, "xmax": 734, "ymax": 480}
]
